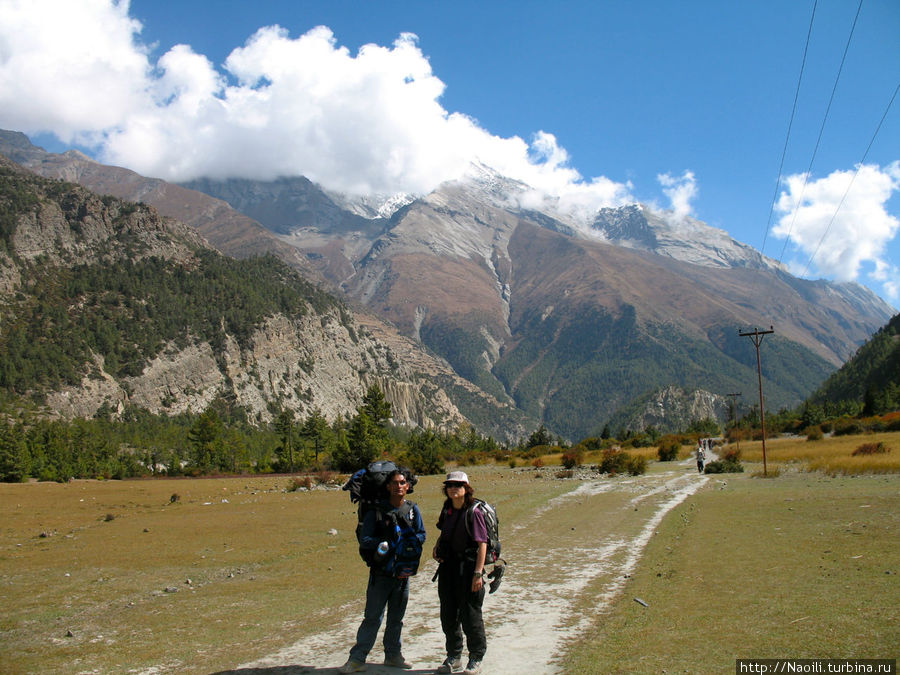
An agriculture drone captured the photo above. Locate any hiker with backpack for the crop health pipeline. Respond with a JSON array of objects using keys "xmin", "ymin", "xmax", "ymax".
[
  {"xmin": 339, "ymin": 467, "xmax": 426, "ymax": 674},
  {"xmin": 432, "ymin": 471, "xmax": 490, "ymax": 675}
]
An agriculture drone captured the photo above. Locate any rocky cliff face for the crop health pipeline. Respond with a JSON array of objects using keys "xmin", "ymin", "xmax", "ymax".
[
  {"xmin": 0, "ymin": 155, "xmax": 465, "ymax": 432},
  {"xmin": 45, "ymin": 310, "xmax": 464, "ymax": 430},
  {"xmin": 621, "ymin": 386, "xmax": 730, "ymax": 433},
  {"xmin": 590, "ymin": 204, "xmax": 777, "ymax": 271}
]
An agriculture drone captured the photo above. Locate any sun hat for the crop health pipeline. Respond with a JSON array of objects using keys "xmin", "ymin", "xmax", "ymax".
[{"xmin": 443, "ymin": 471, "xmax": 469, "ymax": 485}]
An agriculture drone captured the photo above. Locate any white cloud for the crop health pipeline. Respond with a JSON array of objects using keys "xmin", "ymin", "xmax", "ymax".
[
  {"xmin": 0, "ymin": 0, "xmax": 151, "ymax": 142},
  {"xmin": 0, "ymin": 0, "xmax": 636, "ymax": 214},
  {"xmin": 657, "ymin": 170, "xmax": 697, "ymax": 221},
  {"xmin": 773, "ymin": 162, "xmax": 900, "ymax": 299}
]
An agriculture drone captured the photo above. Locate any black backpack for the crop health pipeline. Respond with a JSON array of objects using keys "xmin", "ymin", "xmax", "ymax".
[{"xmin": 342, "ymin": 460, "xmax": 419, "ymax": 566}]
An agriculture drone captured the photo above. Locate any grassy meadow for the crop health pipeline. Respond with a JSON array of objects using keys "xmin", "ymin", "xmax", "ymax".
[
  {"xmin": 562, "ymin": 470, "xmax": 899, "ymax": 672},
  {"xmin": 1, "ymin": 431, "xmax": 898, "ymax": 673},
  {"xmin": 0, "ymin": 468, "xmax": 572, "ymax": 674}
]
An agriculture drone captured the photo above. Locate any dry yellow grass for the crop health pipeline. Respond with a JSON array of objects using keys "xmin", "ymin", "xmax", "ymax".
[
  {"xmin": 736, "ymin": 430, "xmax": 900, "ymax": 475},
  {"xmin": 0, "ymin": 467, "xmax": 572, "ymax": 674}
]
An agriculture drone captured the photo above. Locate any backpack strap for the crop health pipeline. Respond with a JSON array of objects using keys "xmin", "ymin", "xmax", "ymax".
[
  {"xmin": 374, "ymin": 500, "xmax": 416, "ymax": 536},
  {"xmin": 464, "ymin": 499, "xmax": 484, "ymax": 539}
]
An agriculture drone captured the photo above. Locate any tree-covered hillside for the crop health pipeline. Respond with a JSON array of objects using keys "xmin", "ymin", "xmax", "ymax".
[
  {"xmin": 808, "ymin": 313, "xmax": 900, "ymax": 415},
  {"xmin": 1, "ymin": 160, "xmax": 350, "ymax": 395},
  {"xmin": 1, "ymin": 250, "xmax": 349, "ymax": 393}
]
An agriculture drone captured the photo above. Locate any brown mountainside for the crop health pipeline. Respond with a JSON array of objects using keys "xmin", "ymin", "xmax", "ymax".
[{"xmin": 3, "ymin": 131, "xmax": 895, "ymax": 438}]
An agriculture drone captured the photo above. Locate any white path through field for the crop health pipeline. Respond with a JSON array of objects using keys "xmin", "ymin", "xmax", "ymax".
[{"xmin": 230, "ymin": 463, "xmax": 708, "ymax": 675}]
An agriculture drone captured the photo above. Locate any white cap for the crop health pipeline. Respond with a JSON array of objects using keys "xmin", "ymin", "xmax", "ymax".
[{"xmin": 444, "ymin": 471, "xmax": 469, "ymax": 484}]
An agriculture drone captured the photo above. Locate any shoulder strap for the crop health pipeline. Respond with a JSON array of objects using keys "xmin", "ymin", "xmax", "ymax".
[
  {"xmin": 465, "ymin": 499, "xmax": 484, "ymax": 537},
  {"xmin": 377, "ymin": 500, "xmax": 415, "ymax": 528},
  {"xmin": 397, "ymin": 500, "xmax": 414, "ymax": 524}
]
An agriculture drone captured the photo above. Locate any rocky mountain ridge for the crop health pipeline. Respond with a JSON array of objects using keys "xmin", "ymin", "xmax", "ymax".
[
  {"xmin": 0, "ymin": 155, "xmax": 471, "ymax": 434},
  {"xmin": 3, "ymin": 130, "xmax": 895, "ymax": 438},
  {"xmin": 181, "ymin": 161, "xmax": 894, "ymax": 437}
]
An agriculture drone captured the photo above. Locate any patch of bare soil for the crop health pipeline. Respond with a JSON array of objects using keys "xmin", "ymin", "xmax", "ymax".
[{"xmin": 218, "ymin": 461, "xmax": 708, "ymax": 675}]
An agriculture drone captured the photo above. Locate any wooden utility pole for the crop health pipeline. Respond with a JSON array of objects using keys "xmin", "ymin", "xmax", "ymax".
[
  {"xmin": 726, "ymin": 392, "xmax": 742, "ymax": 451},
  {"xmin": 739, "ymin": 327, "xmax": 774, "ymax": 475}
]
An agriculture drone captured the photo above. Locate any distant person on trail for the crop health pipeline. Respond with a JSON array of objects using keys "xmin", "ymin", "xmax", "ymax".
[
  {"xmin": 697, "ymin": 442, "xmax": 706, "ymax": 473},
  {"xmin": 432, "ymin": 471, "xmax": 488, "ymax": 675},
  {"xmin": 339, "ymin": 470, "xmax": 426, "ymax": 674}
]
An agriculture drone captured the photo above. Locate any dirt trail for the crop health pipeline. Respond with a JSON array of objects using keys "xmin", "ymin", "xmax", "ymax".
[{"xmin": 228, "ymin": 461, "xmax": 709, "ymax": 675}]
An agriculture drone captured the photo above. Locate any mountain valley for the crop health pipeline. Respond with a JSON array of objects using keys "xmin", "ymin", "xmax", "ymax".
[{"xmin": 2, "ymin": 130, "xmax": 894, "ymax": 439}]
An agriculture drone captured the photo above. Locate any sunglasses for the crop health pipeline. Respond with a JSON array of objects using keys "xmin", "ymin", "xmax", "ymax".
[{"xmin": 445, "ymin": 482, "xmax": 466, "ymax": 488}]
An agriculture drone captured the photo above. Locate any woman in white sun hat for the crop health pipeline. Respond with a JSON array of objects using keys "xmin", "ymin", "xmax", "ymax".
[{"xmin": 432, "ymin": 471, "xmax": 488, "ymax": 675}]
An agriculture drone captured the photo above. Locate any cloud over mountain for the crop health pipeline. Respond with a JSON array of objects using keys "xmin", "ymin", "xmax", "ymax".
[
  {"xmin": 0, "ymin": 0, "xmax": 635, "ymax": 216},
  {"xmin": 0, "ymin": 0, "xmax": 897, "ymax": 301}
]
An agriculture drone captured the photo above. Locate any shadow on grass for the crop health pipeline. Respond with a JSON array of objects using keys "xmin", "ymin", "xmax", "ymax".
[{"xmin": 213, "ymin": 667, "xmax": 436, "ymax": 674}]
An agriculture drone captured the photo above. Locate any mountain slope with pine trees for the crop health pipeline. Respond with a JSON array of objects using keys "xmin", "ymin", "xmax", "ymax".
[{"xmin": 0, "ymin": 156, "xmax": 472, "ymax": 433}]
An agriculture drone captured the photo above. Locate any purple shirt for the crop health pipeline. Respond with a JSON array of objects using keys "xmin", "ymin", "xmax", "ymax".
[{"xmin": 438, "ymin": 504, "xmax": 487, "ymax": 557}]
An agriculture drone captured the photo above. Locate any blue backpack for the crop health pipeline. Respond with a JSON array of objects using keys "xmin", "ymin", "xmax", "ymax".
[{"xmin": 375, "ymin": 501, "xmax": 424, "ymax": 579}]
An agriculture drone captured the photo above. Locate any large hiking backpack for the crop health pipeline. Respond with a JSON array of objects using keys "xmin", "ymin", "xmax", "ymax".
[
  {"xmin": 466, "ymin": 498, "xmax": 501, "ymax": 564},
  {"xmin": 342, "ymin": 460, "xmax": 419, "ymax": 568},
  {"xmin": 343, "ymin": 460, "xmax": 413, "ymax": 507}
]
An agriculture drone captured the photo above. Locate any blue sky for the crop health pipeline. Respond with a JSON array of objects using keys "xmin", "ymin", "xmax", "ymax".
[{"xmin": 1, "ymin": 0, "xmax": 898, "ymax": 307}]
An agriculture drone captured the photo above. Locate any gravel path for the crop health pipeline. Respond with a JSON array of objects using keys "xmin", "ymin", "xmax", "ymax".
[{"xmin": 226, "ymin": 461, "xmax": 709, "ymax": 675}]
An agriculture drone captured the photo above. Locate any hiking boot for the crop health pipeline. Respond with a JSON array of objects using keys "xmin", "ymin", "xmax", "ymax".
[
  {"xmin": 436, "ymin": 655, "xmax": 463, "ymax": 673},
  {"xmin": 338, "ymin": 659, "xmax": 367, "ymax": 673},
  {"xmin": 384, "ymin": 653, "xmax": 412, "ymax": 669},
  {"xmin": 463, "ymin": 659, "xmax": 482, "ymax": 675}
]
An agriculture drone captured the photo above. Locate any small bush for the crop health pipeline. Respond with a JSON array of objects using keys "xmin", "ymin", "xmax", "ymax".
[
  {"xmin": 599, "ymin": 447, "xmax": 628, "ymax": 475},
  {"xmin": 508, "ymin": 458, "xmax": 517, "ymax": 469},
  {"xmin": 804, "ymin": 425, "xmax": 824, "ymax": 441},
  {"xmin": 833, "ymin": 418, "xmax": 863, "ymax": 436},
  {"xmin": 657, "ymin": 438, "xmax": 680, "ymax": 462},
  {"xmin": 704, "ymin": 459, "xmax": 744, "ymax": 474},
  {"xmin": 532, "ymin": 457, "xmax": 544, "ymax": 468},
  {"xmin": 852, "ymin": 442, "xmax": 890, "ymax": 456},
  {"xmin": 561, "ymin": 448, "xmax": 583, "ymax": 469},
  {"xmin": 520, "ymin": 444, "xmax": 550, "ymax": 460},
  {"xmin": 859, "ymin": 416, "xmax": 885, "ymax": 432},
  {"xmin": 316, "ymin": 470, "xmax": 336, "ymax": 485},
  {"xmin": 725, "ymin": 427, "xmax": 750, "ymax": 444},
  {"xmin": 625, "ymin": 454, "xmax": 648, "ymax": 476},
  {"xmin": 104, "ymin": 513, "xmax": 115, "ymax": 522},
  {"xmin": 882, "ymin": 411, "xmax": 900, "ymax": 431},
  {"xmin": 287, "ymin": 475, "xmax": 315, "ymax": 491},
  {"xmin": 720, "ymin": 447, "xmax": 742, "ymax": 463}
]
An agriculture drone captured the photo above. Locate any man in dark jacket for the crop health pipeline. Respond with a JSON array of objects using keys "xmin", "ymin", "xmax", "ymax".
[{"xmin": 339, "ymin": 470, "xmax": 426, "ymax": 673}]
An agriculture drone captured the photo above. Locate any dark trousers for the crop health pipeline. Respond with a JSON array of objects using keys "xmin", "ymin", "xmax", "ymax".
[
  {"xmin": 349, "ymin": 570, "xmax": 409, "ymax": 662},
  {"xmin": 437, "ymin": 560, "xmax": 486, "ymax": 661}
]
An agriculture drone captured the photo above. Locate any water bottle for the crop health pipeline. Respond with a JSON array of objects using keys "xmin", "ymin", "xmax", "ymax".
[{"xmin": 375, "ymin": 541, "xmax": 390, "ymax": 561}]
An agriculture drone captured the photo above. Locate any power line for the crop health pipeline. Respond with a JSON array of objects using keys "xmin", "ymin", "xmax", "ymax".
[
  {"xmin": 776, "ymin": 0, "xmax": 865, "ymax": 265},
  {"xmin": 800, "ymin": 81, "xmax": 900, "ymax": 279},
  {"xmin": 760, "ymin": 0, "xmax": 818, "ymax": 258}
]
